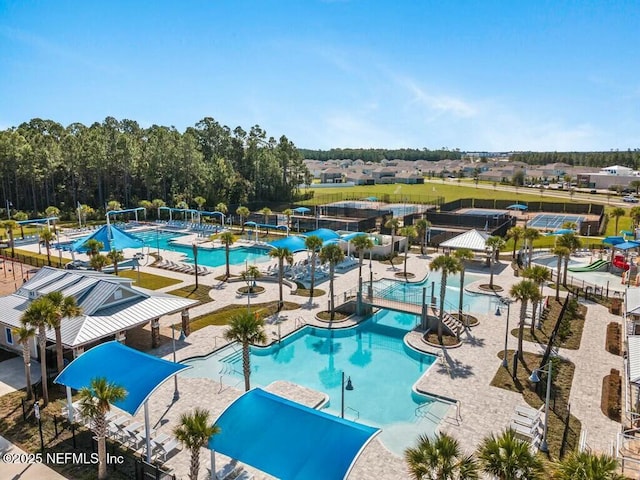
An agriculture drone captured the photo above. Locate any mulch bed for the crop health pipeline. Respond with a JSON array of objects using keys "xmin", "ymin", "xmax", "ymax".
[{"xmin": 422, "ymin": 331, "xmax": 461, "ymax": 348}]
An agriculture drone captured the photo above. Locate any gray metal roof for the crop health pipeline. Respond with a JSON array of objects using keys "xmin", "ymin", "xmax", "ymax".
[
  {"xmin": 0, "ymin": 267, "xmax": 198, "ymax": 348},
  {"xmin": 440, "ymin": 229, "xmax": 491, "ymax": 252},
  {"xmin": 629, "ymin": 336, "xmax": 640, "ymax": 384}
]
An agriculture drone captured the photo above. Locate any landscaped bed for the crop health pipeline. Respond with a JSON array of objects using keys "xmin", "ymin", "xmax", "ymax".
[
  {"xmin": 187, "ymin": 301, "xmax": 301, "ymax": 331},
  {"xmin": 515, "ymin": 297, "xmax": 586, "ymax": 350},
  {"xmin": 167, "ymin": 284, "xmax": 215, "ymax": 304},
  {"xmin": 117, "ymin": 270, "xmax": 182, "ymax": 290}
]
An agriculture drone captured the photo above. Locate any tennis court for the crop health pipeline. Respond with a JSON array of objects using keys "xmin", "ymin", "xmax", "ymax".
[
  {"xmin": 463, "ymin": 209, "xmax": 509, "ymax": 216},
  {"xmin": 528, "ymin": 213, "xmax": 584, "ymax": 229}
]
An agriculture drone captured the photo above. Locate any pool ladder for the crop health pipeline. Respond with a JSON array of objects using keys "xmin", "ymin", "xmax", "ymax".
[{"xmin": 345, "ymin": 407, "xmax": 360, "ymax": 422}]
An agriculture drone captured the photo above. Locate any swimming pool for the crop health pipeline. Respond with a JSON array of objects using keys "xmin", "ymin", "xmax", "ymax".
[
  {"xmin": 182, "ymin": 309, "xmax": 451, "ymax": 454},
  {"xmin": 136, "ymin": 229, "xmax": 271, "ymax": 268}
]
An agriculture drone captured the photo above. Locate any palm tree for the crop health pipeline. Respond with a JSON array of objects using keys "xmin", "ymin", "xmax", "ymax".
[
  {"xmin": 151, "ymin": 198, "xmax": 166, "ymax": 219},
  {"xmin": 610, "ymin": 207, "xmax": 626, "ymax": 236},
  {"xmin": 106, "ymin": 249, "xmax": 124, "ymax": 275},
  {"xmin": 551, "ymin": 450, "xmax": 625, "ymax": 480},
  {"xmin": 44, "ymin": 206, "xmax": 59, "ymax": 232},
  {"xmin": 283, "ymin": 208, "xmax": 293, "ymax": 232},
  {"xmin": 174, "ymin": 408, "xmax": 220, "ymax": 480},
  {"xmin": 404, "ymin": 432, "xmax": 479, "ymax": 480},
  {"xmin": 21, "ymin": 297, "xmax": 56, "ymax": 406},
  {"xmin": 399, "ymin": 226, "xmax": 417, "ymax": 278},
  {"xmin": 138, "ymin": 199, "xmax": 153, "ymax": 219},
  {"xmin": 260, "ymin": 207, "xmax": 272, "ymax": 225},
  {"xmin": 430, "ymin": 255, "xmax": 462, "ymax": 342},
  {"xmin": 90, "ymin": 253, "xmax": 109, "ymax": 271},
  {"xmin": 214, "ymin": 231, "xmax": 236, "ymax": 280},
  {"xmin": 84, "ymin": 239, "xmax": 104, "ymax": 258},
  {"xmin": 0, "ymin": 219, "xmax": 18, "ymax": 256},
  {"xmin": 215, "ymin": 202, "xmax": 228, "ymax": 215},
  {"xmin": 223, "ymin": 311, "xmax": 267, "ymax": 391},
  {"xmin": 523, "ymin": 228, "xmax": 540, "ymax": 267},
  {"xmin": 106, "ymin": 200, "xmax": 122, "ymax": 212},
  {"xmin": 269, "ymin": 247, "xmax": 293, "ymax": 308},
  {"xmin": 194, "ymin": 196, "xmax": 206, "ymax": 211},
  {"xmin": 39, "ymin": 227, "xmax": 56, "ymax": 266},
  {"xmin": 507, "ymin": 226, "xmax": 524, "ymax": 260},
  {"xmin": 523, "ymin": 265, "xmax": 551, "ymax": 333},
  {"xmin": 630, "ymin": 206, "xmax": 640, "ymax": 228},
  {"xmin": 385, "ymin": 218, "xmax": 400, "ymax": 269},
  {"xmin": 14, "ymin": 323, "xmax": 36, "ymax": 400},
  {"xmin": 453, "ymin": 248, "xmax": 474, "ymax": 325},
  {"xmin": 351, "ymin": 234, "xmax": 374, "ymax": 281},
  {"xmin": 415, "ymin": 219, "xmax": 431, "ymax": 255},
  {"xmin": 510, "ymin": 279, "xmax": 542, "ymax": 363},
  {"xmin": 477, "ymin": 429, "xmax": 545, "ymax": 480},
  {"xmin": 44, "ymin": 291, "xmax": 82, "ymax": 374},
  {"xmin": 557, "ymin": 232, "xmax": 581, "ymax": 286},
  {"xmin": 236, "ymin": 206, "xmax": 250, "ymax": 232},
  {"xmin": 319, "ymin": 243, "xmax": 345, "ymax": 321},
  {"xmin": 552, "ymin": 246, "xmax": 570, "ymax": 301},
  {"xmin": 486, "ymin": 236, "xmax": 506, "ymax": 290},
  {"xmin": 305, "ymin": 235, "xmax": 323, "ymax": 300},
  {"xmin": 78, "ymin": 377, "xmax": 127, "ymax": 480},
  {"xmin": 241, "ymin": 265, "xmax": 261, "ymax": 293},
  {"xmin": 13, "ymin": 211, "xmax": 28, "ymax": 239}
]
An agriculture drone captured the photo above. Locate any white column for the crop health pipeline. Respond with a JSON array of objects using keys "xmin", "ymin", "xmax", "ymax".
[
  {"xmin": 144, "ymin": 401, "xmax": 152, "ymax": 463},
  {"xmin": 210, "ymin": 450, "xmax": 216, "ymax": 480},
  {"xmin": 66, "ymin": 386, "xmax": 74, "ymax": 423}
]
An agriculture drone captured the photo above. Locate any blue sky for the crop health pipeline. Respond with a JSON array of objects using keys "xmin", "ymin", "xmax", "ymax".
[{"xmin": 1, "ymin": 1, "xmax": 639, "ymax": 151}]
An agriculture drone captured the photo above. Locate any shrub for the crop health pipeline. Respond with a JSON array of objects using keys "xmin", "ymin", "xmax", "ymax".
[
  {"xmin": 601, "ymin": 369, "xmax": 622, "ymax": 421},
  {"xmin": 606, "ymin": 323, "xmax": 622, "ymax": 356}
]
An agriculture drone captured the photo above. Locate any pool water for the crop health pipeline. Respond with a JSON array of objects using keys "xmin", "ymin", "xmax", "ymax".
[
  {"xmin": 136, "ymin": 229, "xmax": 270, "ymax": 268},
  {"xmin": 183, "ymin": 309, "xmax": 455, "ymax": 455}
]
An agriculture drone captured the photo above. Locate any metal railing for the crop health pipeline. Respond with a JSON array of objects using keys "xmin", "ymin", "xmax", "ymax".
[{"xmin": 345, "ymin": 407, "xmax": 360, "ymax": 422}]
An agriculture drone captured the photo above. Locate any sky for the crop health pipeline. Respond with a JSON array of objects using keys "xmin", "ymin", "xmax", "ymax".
[{"xmin": 1, "ymin": 1, "xmax": 639, "ymax": 151}]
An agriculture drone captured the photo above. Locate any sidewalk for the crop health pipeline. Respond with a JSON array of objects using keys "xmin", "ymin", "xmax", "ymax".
[{"xmin": 0, "ymin": 435, "xmax": 67, "ymax": 480}]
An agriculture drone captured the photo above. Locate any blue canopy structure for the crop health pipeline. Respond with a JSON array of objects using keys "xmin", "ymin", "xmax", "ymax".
[
  {"xmin": 209, "ymin": 388, "xmax": 379, "ymax": 480},
  {"xmin": 72, "ymin": 225, "xmax": 144, "ymax": 252},
  {"xmin": 17, "ymin": 216, "xmax": 59, "ymax": 225},
  {"xmin": 269, "ymin": 236, "xmax": 307, "ymax": 253},
  {"xmin": 614, "ymin": 241, "xmax": 640, "ymax": 251},
  {"xmin": 340, "ymin": 232, "xmax": 367, "ymax": 242},
  {"xmin": 363, "ymin": 196, "xmax": 378, "ymax": 201},
  {"xmin": 506, "ymin": 204, "xmax": 528, "ymax": 210},
  {"xmin": 603, "ymin": 236, "xmax": 626, "ymax": 246},
  {"xmin": 55, "ymin": 341, "xmax": 189, "ymax": 415},
  {"xmin": 302, "ymin": 228, "xmax": 340, "ymax": 242},
  {"xmin": 55, "ymin": 341, "xmax": 189, "ymax": 463},
  {"xmin": 293, "ymin": 207, "xmax": 311, "ymax": 214}
]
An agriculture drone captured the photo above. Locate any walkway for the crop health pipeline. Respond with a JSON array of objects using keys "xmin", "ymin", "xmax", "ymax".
[{"xmin": 0, "ymin": 435, "xmax": 67, "ymax": 480}]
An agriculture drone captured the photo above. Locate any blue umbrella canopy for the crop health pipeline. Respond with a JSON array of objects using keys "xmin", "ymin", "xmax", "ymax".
[
  {"xmin": 545, "ymin": 228, "xmax": 576, "ymax": 236},
  {"xmin": 506, "ymin": 204, "xmax": 528, "ymax": 210},
  {"xmin": 292, "ymin": 207, "xmax": 311, "ymax": 214},
  {"xmin": 603, "ymin": 236, "xmax": 625, "ymax": 246},
  {"xmin": 72, "ymin": 225, "xmax": 144, "ymax": 252}
]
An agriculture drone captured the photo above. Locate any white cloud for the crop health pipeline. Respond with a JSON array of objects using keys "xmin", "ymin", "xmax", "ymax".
[{"xmin": 395, "ymin": 76, "xmax": 478, "ymax": 119}]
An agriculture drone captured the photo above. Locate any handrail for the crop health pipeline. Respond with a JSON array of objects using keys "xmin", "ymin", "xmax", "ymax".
[
  {"xmin": 294, "ymin": 316, "xmax": 306, "ymax": 329},
  {"xmin": 345, "ymin": 406, "xmax": 359, "ymax": 421}
]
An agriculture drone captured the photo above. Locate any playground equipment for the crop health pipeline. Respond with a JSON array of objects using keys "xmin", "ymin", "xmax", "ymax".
[{"xmin": 613, "ymin": 254, "xmax": 630, "ymax": 271}]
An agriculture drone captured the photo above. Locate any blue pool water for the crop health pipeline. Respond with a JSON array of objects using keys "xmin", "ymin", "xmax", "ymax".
[
  {"xmin": 183, "ymin": 308, "xmax": 456, "ymax": 454},
  {"xmin": 135, "ymin": 229, "xmax": 270, "ymax": 267}
]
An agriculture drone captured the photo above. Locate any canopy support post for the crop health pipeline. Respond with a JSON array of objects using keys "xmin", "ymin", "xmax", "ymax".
[
  {"xmin": 144, "ymin": 401, "xmax": 151, "ymax": 463},
  {"xmin": 66, "ymin": 386, "xmax": 73, "ymax": 423},
  {"xmin": 210, "ymin": 450, "xmax": 216, "ymax": 480}
]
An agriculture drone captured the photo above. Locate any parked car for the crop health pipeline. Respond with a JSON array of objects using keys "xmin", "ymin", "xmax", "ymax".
[{"xmin": 623, "ymin": 195, "xmax": 639, "ymax": 203}]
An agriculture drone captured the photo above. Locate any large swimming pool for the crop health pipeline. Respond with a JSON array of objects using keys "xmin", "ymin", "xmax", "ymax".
[
  {"xmin": 136, "ymin": 229, "xmax": 270, "ymax": 268},
  {"xmin": 182, "ymin": 310, "xmax": 450, "ymax": 454}
]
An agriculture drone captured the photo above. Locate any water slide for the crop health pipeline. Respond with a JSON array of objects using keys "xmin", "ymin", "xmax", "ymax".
[{"xmin": 567, "ymin": 259, "xmax": 610, "ymax": 273}]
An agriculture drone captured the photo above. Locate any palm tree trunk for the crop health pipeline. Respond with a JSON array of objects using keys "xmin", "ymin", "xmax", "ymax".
[
  {"xmin": 563, "ymin": 255, "xmax": 569, "ymax": 286},
  {"xmin": 310, "ymin": 253, "xmax": 316, "ymax": 300},
  {"xmin": 438, "ymin": 274, "xmax": 447, "ymax": 343},
  {"xmin": 458, "ymin": 267, "xmax": 465, "ymax": 323},
  {"xmin": 556, "ymin": 255, "xmax": 562, "ymax": 301},
  {"xmin": 189, "ymin": 447, "xmax": 200, "ymax": 480},
  {"xmin": 404, "ymin": 242, "xmax": 408, "ymax": 277},
  {"xmin": 278, "ymin": 259, "xmax": 284, "ymax": 309},
  {"xmin": 530, "ymin": 301, "xmax": 538, "ymax": 334},
  {"xmin": 329, "ymin": 265, "xmax": 335, "ymax": 321},
  {"xmin": 420, "ymin": 235, "xmax": 425, "ymax": 255},
  {"xmin": 489, "ymin": 255, "xmax": 495, "ymax": 288},
  {"xmin": 38, "ymin": 328, "xmax": 48, "ymax": 406},
  {"xmin": 517, "ymin": 300, "xmax": 527, "ymax": 361},
  {"xmin": 113, "ymin": 258, "xmax": 118, "ymax": 275},
  {"xmin": 46, "ymin": 244, "xmax": 51, "ymax": 266},
  {"xmin": 55, "ymin": 326, "xmax": 64, "ymax": 374},
  {"xmin": 512, "ymin": 238, "xmax": 517, "ymax": 259},
  {"xmin": 358, "ymin": 251, "xmax": 363, "ymax": 279},
  {"xmin": 242, "ymin": 342, "xmax": 251, "ymax": 391},
  {"xmin": 225, "ymin": 245, "xmax": 230, "ymax": 279},
  {"xmin": 23, "ymin": 345, "xmax": 33, "ymax": 400},
  {"xmin": 390, "ymin": 233, "xmax": 396, "ymax": 270},
  {"xmin": 97, "ymin": 435, "xmax": 107, "ymax": 479}
]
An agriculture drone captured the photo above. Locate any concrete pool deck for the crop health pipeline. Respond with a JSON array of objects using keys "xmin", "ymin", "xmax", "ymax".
[{"xmin": 14, "ymin": 235, "xmax": 624, "ymax": 479}]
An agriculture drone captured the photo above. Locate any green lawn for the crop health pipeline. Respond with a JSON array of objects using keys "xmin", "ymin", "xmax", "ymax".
[
  {"xmin": 167, "ymin": 284, "xmax": 215, "ymax": 304},
  {"xmin": 116, "ymin": 270, "xmax": 182, "ymax": 289},
  {"xmin": 187, "ymin": 301, "xmax": 301, "ymax": 331}
]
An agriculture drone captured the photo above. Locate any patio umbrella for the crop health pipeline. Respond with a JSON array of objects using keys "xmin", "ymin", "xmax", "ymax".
[
  {"xmin": 292, "ymin": 207, "xmax": 311, "ymax": 215},
  {"xmin": 506, "ymin": 204, "xmax": 528, "ymax": 211},
  {"xmin": 545, "ymin": 228, "xmax": 575, "ymax": 236}
]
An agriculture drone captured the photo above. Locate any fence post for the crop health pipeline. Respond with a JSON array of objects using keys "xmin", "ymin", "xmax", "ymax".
[
  {"xmin": 21, "ymin": 398, "xmax": 26, "ymax": 421},
  {"xmin": 54, "ymin": 415, "xmax": 58, "ymax": 437}
]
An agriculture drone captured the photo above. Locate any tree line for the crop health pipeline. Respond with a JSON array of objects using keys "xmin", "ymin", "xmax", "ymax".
[
  {"xmin": 0, "ymin": 117, "xmax": 312, "ymax": 216},
  {"xmin": 299, "ymin": 147, "xmax": 462, "ymax": 163},
  {"xmin": 512, "ymin": 150, "xmax": 640, "ymax": 169}
]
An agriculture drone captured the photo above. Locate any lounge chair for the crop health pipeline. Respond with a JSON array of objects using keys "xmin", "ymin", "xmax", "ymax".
[
  {"xmin": 510, "ymin": 420, "xmax": 541, "ymax": 441},
  {"xmin": 216, "ymin": 459, "xmax": 241, "ymax": 480},
  {"xmin": 235, "ymin": 471, "xmax": 253, "ymax": 480},
  {"xmin": 155, "ymin": 436, "xmax": 181, "ymax": 462},
  {"xmin": 515, "ymin": 405, "xmax": 543, "ymax": 421}
]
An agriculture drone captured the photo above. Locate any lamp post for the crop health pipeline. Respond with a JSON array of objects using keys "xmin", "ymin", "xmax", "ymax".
[
  {"xmin": 171, "ymin": 325, "xmax": 186, "ymax": 401},
  {"xmin": 368, "ymin": 250, "xmax": 373, "ymax": 298},
  {"xmin": 528, "ymin": 362, "xmax": 553, "ymax": 453},
  {"xmin": 34, "ymin": 400, "xmax": 44, "ymax": 451},
  {"xmin": 192, "ymin": 243, "xmax": 199, "ymax": 289},
  {"xmin": 340, "ymin": 371, "xmax": 354, "ymax": 419},
  {"xmin": 496, "ymin": 297, "xmax": 512, "ymax": 368}
]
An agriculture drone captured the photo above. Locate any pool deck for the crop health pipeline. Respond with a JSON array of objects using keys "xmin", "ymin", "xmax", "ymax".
[{"xmin": 15, "ymin": 234, "xmax": 625, "ymax": 479}]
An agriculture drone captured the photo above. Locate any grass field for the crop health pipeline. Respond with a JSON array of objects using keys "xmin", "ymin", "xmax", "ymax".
[{"xmin": 116, "ymin": 269, "xmax": 182, "ymax": 289}]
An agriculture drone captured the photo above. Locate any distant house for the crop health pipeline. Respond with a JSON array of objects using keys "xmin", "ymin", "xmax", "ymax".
[
  {"xmin": 395, "ymin": 172, "xmax": 424, "ymax": 184},
  {"xmin": 344, "ymin": 172, "xmax": 375, "ymax": 185},
  {"xmin": 320, "ymin": 168, "xmax": 344, "ymax": 183},
  {"xmin": 372, "ymin": 167, "xmax": 396, "ymax": 184}
]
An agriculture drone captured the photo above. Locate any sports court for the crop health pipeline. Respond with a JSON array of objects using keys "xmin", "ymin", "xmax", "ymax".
[{"xmin": 527, "ymin": 213, "xmax": 585, "ymax": 229}]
